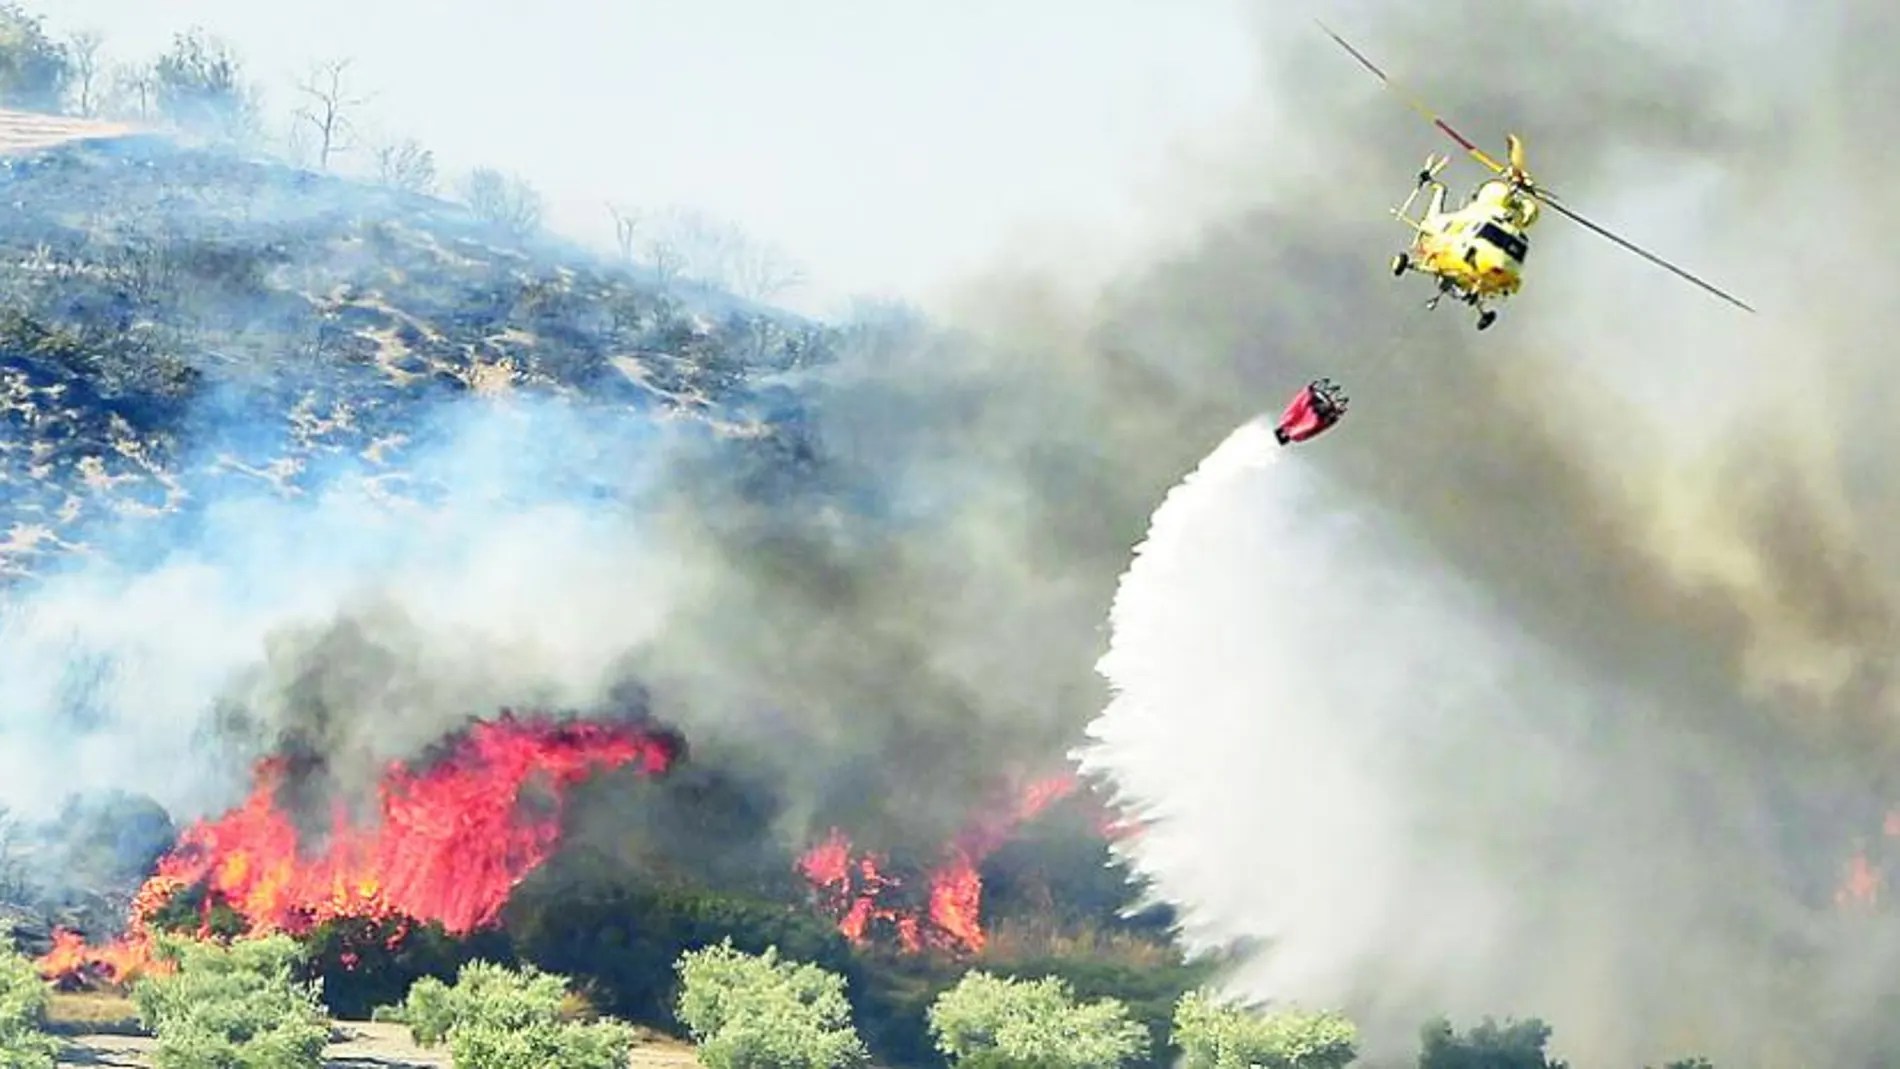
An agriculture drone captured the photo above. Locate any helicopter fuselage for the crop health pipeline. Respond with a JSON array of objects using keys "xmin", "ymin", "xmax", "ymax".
[{"xmin": 1388, "ymin": 163, "xmax": 1537, "ymax": 329}]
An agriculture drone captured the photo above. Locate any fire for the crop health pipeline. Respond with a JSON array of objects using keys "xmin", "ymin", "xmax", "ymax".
[
  {"xmin": 1838, "ymin": 851, "xmax": 1882, "ymax": 907},
  {"xmin": 1829, "ymin": 808, "xmax": 1900, "ymax": 911},
  {"xmin": 798, "ymin": 773, "xmax": 1085, "ymax": 956},
  {"xmin": 38, "ymin": 712, "xmax": 675, "ymax": 986},
  {"xmin": 798, "ymin": 829, "xmax": 925, "ymax": 951}
]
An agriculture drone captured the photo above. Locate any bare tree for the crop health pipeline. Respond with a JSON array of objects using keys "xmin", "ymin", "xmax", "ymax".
[
  {"xmin": 647, "ymin": 238, "xmax": 688, "ymax": 286},
  {"xmin": 633, "ymin": 207, "xmax": 729, "ymax": 288},
  {"xmin": 0, "ymin": 806, "xmax": 25, "ymax": 902},
  {"xmin": 293, "ymin": 58, "xmax": 369, "ymax": 170},
  {"xmin": 375, "ymin": 137, "xmax": 436, "ymax": 194},
  {"xmin": 460, "ymin": 167, "xmax": 543, "ymax": 238},
  {"xmin": 633, "ymin": 207, "xmax": 805, "ymax": 300},
  {"xmin": 728, "ymin": 241, "xmax": 806, "ymax": 301},
  {"xmin": 607, "ymin": 203, "xmax": 639, "ymax": 262},
  {"xmin": 64, "ymin": 29, "xmax": 103, "ymax": 115},
  {"xmin": 104, "ymin": 61, "xmax": 155, "ymax": 119}
]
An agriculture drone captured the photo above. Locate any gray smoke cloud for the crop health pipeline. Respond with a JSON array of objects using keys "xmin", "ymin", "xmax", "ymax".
[
  {"xmin": 0, "ymin": 394, "xmax": 693, "ymax": 821},
  {"xmin": 1080, "ymin": 420, "xmax": 1900, "ymax": 1066},
  {"xmin": 1065, "ymin": 1, "xmax": 1900, "ymax": 1063},
  {"xmin": 5, "ymin": 4, "xmax": 1898, "ymax": 1057}
]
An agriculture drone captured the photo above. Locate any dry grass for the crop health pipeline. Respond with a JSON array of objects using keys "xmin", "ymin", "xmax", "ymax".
[
  {"xmin": 45, "ymin": 990, "xmax": 142, "ymax": 1036},
  {"xmin": 557, "ymin": 986, "xmax": 600, "ymax": 1023},
  {"xmin": 976, "ymin": 918, "xmax": 1183, "ymax": 969},
  {"xmin": 47, "ymin": 991, "xmax": 139, "ymax": 1025}
]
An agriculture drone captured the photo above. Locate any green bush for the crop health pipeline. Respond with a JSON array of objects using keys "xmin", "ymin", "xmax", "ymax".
[
  {"xmin": 447, "ymin": 1019, "xmax": 631, "ymax": 1069},
  {"xmin": 399, "ymin": 959, "xmax": 635, "ymax": 1069},
  {"xmin": 304, "ymin": 916, "xmax": 512, "ymax": 1021},
  {"xmin": 132, "ymin": 933, "xmax": 328, "ymax": 1069},
  {"xmin": 0, "ymin": 942, "xmax": 58, "ymax": 1069},
  {"xmin": 964, "ymin": 946, "xmax": 1216, "ymax": 1069},
  {"xmin": 0, "ymin": 3, "xmax": 71, "ymax": 112},
  {"xmin": 674, "ymin": 940, "xmax": 868, "ymax": 1069},
  {"xmin": 402, "ymin": 961, "xmax": 565, "ymax": 1047},
  {"xmin": 1417, "ymin": 1015, "xmax": 1568, "ymax": 1069},
  {"xmin": 1172, "ymin": 990, "xmax": 1357, "ymax": 1069},
  {"xmin": 927, "ymin": 970, "xmax": 1148, "ymax": 1069},
  {"xmin": 502, "ymin": 879, "xmax": 851, "ymax": 1026}
]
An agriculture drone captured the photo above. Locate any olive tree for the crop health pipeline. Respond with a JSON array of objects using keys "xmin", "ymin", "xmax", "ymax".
[
  {"xmin": 399, "ymin": 959, "xmax": 634, "ymax": 1069},
  {"xmin": 132, "ymin": 933, "xmax": 328, "ymax": 1069},
  {"xmin": 1172, "ymin": 990, "xmax": 1357, "ymax": 1069},
  {"xmin": 0, "ymin": 4, "xmax": 70, "ymax": 112},
  {"xmin": 0, "ymin": 942, "xmax": 58, "ymax": 1069},
  {"xmin": 152, "ymin": 28, "xmax": 258, "ymax": 144},
  {"xmin": 674, "ymin": 940, "xmax": 867, "ymax": 1069},
  {"xmin": 1418, "ymin": 1015, "xmax": 1569, "ymax": 1069},
  {"xmin": 927, "ymin": 970, "xmax": 1149, "ymax": 1069}
]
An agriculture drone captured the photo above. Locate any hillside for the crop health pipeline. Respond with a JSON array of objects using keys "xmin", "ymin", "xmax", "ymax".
[
  {"xmin": 0, "ymin": 113, "xmax": 1206, "ymax": 1069},
  {"xmin": 0, "ymin": 115, "xmax": 846, "ymax": 970},
  {"xmin": 0, "ymin": 128, "xmax": 829, "ymax": 585}
]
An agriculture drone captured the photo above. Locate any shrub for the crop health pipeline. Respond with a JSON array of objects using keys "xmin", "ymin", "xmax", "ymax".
[
  {"xmin": 399, "ymin": 959, "xmax": 635, "ymax": 1069},
  {"xmin": 0, "ymin": 3, "xmax": 70, "ymax": 112},
  {"xmin": 0, "ymin": 942, "xmax": 58, "ymax": 1069},
  {"xmin": 501, "ymin": 879, "xmax": 851, "ymax": 1026},
  {"xmin": 1171, "ymin": 990, "xmax": 1358, "ymax": 1069},
  {"xmin": 402, "ymin": 960, "xmax": 565, "ymax": 1047},
  {"xmin": 958, "ymin": 946, "xmax": 1215, "ymax": 1069},
  {"xmin": 131, "ymin": 933, "xmax": 328, "ymax": 1069},
  {"xmin": 1418, "ymin": 1016, "xmax": 1568, "ymax": 1069},
  {"xmin": 927, "ymin": 970, "xmax": 1149, "ymax": 1069},
  {"xmin": 674, "ymin": 940, "xmax": 868, "ymax": 1069},
  {"xmin": 303, "ymin": 916, "xmax": 512, "ymax": 1021},
  {"xmin": 448, "ymin": 1018, "xmax": 631, "ymax": 1069}
]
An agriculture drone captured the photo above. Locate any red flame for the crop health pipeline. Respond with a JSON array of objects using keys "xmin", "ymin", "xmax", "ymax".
[
  {"xmin": 1830, "ymin": 807, "xmax": 1900, "ymax": 911},
  {"xmin": 38, "ymin": 712, "xmax": 674, "ymax": 986},
  {"xmin": 1838, "ymin": 851, "xmax": 1881, "ymax": 907},
  {"xmin": 798, "ymin": 772, "xmax": 1088, "ymax": 956}
]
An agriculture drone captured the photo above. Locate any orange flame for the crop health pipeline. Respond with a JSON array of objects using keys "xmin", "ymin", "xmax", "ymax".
[
  {"xmin": 37, "ymin": 712, "xmax": 674, "ymax": 986},
  {"xmin": 797, "ymin": 772, "xmax": 1087, "ymax": 956},
  {"xmin": 1838, "ymin": 851, "xmax": 1881, "ymax": 907}
]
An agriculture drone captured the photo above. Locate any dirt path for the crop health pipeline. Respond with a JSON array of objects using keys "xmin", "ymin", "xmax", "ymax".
[
  {"xmin": 0, "ymin": 109, "xmax": 141, "ymax": 155},
  {"xmin": 56, "ymin": 1023, "xmax": 447, "ymax": 1069},
  {"xmin": 53, "ymin": 1021, "xmax": 704, "ymax": 1069}
]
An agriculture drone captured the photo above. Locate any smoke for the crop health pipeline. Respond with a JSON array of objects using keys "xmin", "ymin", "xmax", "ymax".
[
  {"xmin": 0, "ymin": 393, "xmax": 691, "ymax": 821},
  {"xmin": 4, "ymin": 0, "xmax": 1898, "ymax": 1057},
  {"xmin": 1048, "ymin": 0, "xmax": 1900, "ymax": 1064},
  {"xmin": 1079, "ymin": 420, "xmax": 1900, "ymax": 1064}
]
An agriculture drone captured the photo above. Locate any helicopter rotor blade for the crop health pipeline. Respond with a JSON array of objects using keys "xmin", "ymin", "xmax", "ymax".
[
  {"xmin": 1535, "ymin": 192, "xmax": 1755, "ymax": 312},
  {"xmin": 1313, "ymin": 19, "xmax": 1507, "ymax": 177}
]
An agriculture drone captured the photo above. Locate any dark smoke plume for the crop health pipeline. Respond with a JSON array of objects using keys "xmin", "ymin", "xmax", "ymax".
[
  {"xmin": 1077, "ymin": 1, "xmax": 1900, "ymax": 1065},
  {"xmin": 5, "ymin": 7, "xmax": 1894, "ymax": 1060}
]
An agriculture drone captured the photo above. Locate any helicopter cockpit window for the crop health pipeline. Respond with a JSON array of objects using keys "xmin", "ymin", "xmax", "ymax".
[{"xmin": 1476, "ymin": 222, "xmax": 1529, "ymax": 263}]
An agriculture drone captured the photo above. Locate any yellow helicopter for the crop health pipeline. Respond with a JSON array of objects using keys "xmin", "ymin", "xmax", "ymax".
[{"xmin": 1316, "ymin": 21, "xmax": 1754, "ymax": 330}]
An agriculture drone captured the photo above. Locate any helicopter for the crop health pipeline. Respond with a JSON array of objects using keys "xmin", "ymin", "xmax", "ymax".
[{"xmin": 1316, "ymin": 21, "xmax": 1754, "ymax": 330}]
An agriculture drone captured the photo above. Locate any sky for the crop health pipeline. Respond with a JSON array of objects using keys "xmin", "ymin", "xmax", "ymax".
[{"xmin": 36, "ymin": 0, "xmax": 1263, "ymax": 317}]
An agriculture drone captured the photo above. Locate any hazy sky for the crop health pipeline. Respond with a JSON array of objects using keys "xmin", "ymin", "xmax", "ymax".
[{"xmin": 37, "ymin": 0, "xmax": 1262, "ymax": 316}]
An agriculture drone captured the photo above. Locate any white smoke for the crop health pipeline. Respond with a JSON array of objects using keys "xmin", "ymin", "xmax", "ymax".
[
  {"xmin": 0, "ymin": 396, "xmax": 688, "ymax": 822},
  {"xmin": 1077, "ymin": 416, "xmax": 1900, "ymax": 1066}
]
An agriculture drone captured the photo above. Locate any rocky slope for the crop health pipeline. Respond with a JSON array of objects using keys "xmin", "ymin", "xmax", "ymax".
[
  {"xmin": 0, "ymin": 124, "xmax": 843, "ymax": 951},
  {"xmin": 0, "ymin": 130, "xmax": 830, "ymax": 585}
]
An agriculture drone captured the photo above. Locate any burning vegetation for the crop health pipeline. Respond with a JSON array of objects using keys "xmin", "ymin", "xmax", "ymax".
[
  {"xmin": 797, "ymin": 774, "xmax": 1095, "ymax": 955},
  {"xmin": 27, "ymin": 706, "xmax": 1152, "ymax": 1038},
  {"xmin": 35, "ymin": 713, "xmax": 681, "ymax": 987}
]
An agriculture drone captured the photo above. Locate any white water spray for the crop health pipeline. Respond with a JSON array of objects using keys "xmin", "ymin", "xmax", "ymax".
[{"xmin": 1074, "ymin": 416, "xmax": 1858, "ymax": 1065}]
